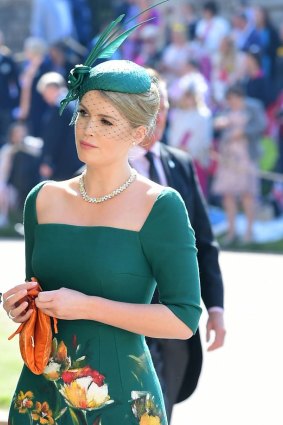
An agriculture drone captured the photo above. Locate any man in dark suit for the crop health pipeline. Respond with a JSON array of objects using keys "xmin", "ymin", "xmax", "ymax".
[
  {"xmin": 0, "ymin": 31, "xmax": 20, "ymax": 146},
  {"xmin": 131, "ymin": 71, "xmax": 226, "ymax": 422},
  {"xmin": 36, "ymin": 72, "xmax": 82, "ymax": 181}
]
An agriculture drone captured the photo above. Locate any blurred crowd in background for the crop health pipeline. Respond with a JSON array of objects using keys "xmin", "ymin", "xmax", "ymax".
[{"xmin": 1, "ymin": 0, "xmax": 283, "ymax": 244}]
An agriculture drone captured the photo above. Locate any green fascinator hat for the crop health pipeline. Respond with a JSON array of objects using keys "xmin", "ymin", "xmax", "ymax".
[
  {"xmin": 79, "ymin": 60, "xmax": 151, "ymax": 98},
  {"xmin": 59, "ymin": 0, "xmax": 168, "ymax": 117}
]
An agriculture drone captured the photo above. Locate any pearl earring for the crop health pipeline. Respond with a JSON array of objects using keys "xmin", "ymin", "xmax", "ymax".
[{"xmin": 132, "ymin": 141, "xmax": 136, "ymax": 146}]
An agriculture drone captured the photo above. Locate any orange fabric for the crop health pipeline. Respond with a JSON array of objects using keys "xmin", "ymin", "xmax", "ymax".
[{"xmin": 8, "ymin": 278, "xmax": 58, "ymax": 375}]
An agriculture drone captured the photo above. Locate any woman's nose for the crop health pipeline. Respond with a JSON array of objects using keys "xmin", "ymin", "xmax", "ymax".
[{"xmin": 84, "ymin": 119, "xmax": 96, "ymax": 136}]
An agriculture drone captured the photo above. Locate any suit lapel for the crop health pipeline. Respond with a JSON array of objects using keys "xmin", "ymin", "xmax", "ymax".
[
  {"xmin": 159, "ymin": 145, "xmax": 194, "ymax": 212},
  {"xmin": 159, "ymin": 144, "xmax": 175, "ymax": 187}
]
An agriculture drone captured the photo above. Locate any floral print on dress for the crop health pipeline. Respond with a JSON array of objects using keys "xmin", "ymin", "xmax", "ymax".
[
  {"xmin": 14, "ymin": 391, "xmax": 58, "ymax": 424},
  {"xmin": 14, "ymin": 391, "xmax": 33, "ymax": 413},
  {"xmin": 131, "ymin": 391, "xmax": 162, "ymax": 425},
  {"xmin": 59, "ymin": 366, "xmax": 111, "ymax": 410},
  {"xmin": 13, "ymin": 337, "xmax": 113, "ymax": 425},
  {"xmin": 43, "ymin": 338, "xmax": 114, "ymax": 413},
  {"xmin": 31, "ymin": 401, "xmax": 55, "ymax": 425},
  {"xmin": 43, "ymin": 339, "xmax": 71, "ymax": 381},
  {"xmin": 129, "ymin": 354, "xmax": 149, "ymax": 385},
  {"xmin": 46, "ymin": 337, "xmax": 114, "ymax": 424},
  {"xmin": 12, "ymin": 337, "xmax": 164, "ymax": 425}
]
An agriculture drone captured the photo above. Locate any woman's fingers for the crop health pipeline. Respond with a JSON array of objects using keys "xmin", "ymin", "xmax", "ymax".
[
  {"xmin": 38, "ymin": 308, "xmax": 54, "ymax": 317},
  {"xmin": 13, "ymin": 309, "xmax": 34, "ymax": 323},
  {"xmin": 3, "ymin": 281, "xmax": 38, "ymax": 323},
  {"xmin": 35, "ymin": 299, "xmax": 53, "ymax": 310},
  {"xmin": 3, "ymin": 289, "xmax": 28, "ymax": 312},
  {"xmin": 36, "ymin": 291, "xmax": 54, "ymax": 303},
  {"xmin": 3, "ymin": 282, "xmax": 33, "ymax": 301},
  {"xmin": 3, "ymin": 281, "xmax": 38, "ymax": 310},
  {"xmin": 3, "ymin": 288, "xmax": 23, "ymax": 305},
  {"xmin": 10, "ymin": 301, "xmax": 30, "ymax": 319}
]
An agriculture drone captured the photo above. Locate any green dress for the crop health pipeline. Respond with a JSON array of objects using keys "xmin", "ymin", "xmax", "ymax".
[{"xmin": 9, "ymin": 182, "xmax": 201, "ymax": 425}]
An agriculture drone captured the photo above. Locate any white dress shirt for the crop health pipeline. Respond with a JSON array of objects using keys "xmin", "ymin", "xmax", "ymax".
[{"xmin": 129, "ymin": 141, "xmax": 168, "ymax": 186}]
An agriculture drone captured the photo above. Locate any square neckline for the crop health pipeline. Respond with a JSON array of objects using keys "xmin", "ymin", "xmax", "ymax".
[{"xmin": 35, "ymin": 183, "xmax": 170, "ymax": 234}]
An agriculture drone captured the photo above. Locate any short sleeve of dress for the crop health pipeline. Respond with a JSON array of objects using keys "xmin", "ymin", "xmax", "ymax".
[
  {"xmin": 23, "ymin": 181, "xmax": 47, "ymax": 280},
  {"xmin": 140, "ymin": 188, "xmax": 202, "ymax": 334}
]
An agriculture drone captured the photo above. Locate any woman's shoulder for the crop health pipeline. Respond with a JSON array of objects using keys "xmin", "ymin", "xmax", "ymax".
[
  {"xmin": 136, "ymin": 175, "xmax": 185, "ymax": 219},
  {"xmin": 139, "ymin": 185, "xmax": 192, "ymax": 241},
  {"xmin": 25, "ymin": 178, "xmax": 78, "ymax": 211},
  {"xmin": 136, "ymin": 174, "xmax": 180, "ymax": 205},
  {"xmin": 153, "ymin": 186, "xmax": 185, "ymax": 212},
  {"xmin": 28, "ymin": 178, "xmax": 76, "ymax": 197}
]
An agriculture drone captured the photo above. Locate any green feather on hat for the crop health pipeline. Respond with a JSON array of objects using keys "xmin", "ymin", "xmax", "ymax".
[{"xmin": 59, "ymin": 0, "xmax": 168, "ymax": 116}]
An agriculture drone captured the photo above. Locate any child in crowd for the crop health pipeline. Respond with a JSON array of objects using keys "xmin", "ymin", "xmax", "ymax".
[{"xmin": 168, "ymin": 82, "xmax": 212, "ymax": 196}]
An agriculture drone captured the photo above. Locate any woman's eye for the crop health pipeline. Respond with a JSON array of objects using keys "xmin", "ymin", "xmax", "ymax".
[
  {"xmin": 77, "ymin": 108, "xmax": 88, "ymax": 117},
  {"xmin": 101, "ymin": 118, "xmax": 113, "ymax": 126}
]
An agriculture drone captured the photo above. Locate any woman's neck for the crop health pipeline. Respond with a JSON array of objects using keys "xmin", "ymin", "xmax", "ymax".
[{"xmin": 81, "ymin": 162, "xmax": 133, "ymax": 198}]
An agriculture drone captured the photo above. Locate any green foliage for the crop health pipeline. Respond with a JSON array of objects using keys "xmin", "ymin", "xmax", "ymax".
[
  {"xmin": 218, "ymin": 235, "xmax": 283, "ymax": 253},
  {"xmin": 0, "ymin": 311, "xmax": 22, "ymax": 409}
]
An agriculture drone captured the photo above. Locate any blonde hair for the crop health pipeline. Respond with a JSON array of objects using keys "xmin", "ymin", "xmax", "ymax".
[{"xmin": 99, "ymin": 80, "xmax": 160, "ymax": 135}]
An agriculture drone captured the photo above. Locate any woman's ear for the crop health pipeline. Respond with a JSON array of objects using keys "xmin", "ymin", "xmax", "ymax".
[{"xmin": 132, "ymin": 126, "xmax": 148, "ymax": 146}]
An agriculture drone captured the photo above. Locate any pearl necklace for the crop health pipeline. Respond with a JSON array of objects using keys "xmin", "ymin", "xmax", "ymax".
[{"xmin": 79, "ymin": 169, "xmax": 137, "ymax": 203}]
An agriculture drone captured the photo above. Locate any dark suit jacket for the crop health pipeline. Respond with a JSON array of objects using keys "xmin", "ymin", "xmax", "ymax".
[
  {"xmin": 157, "ymin": 143, "xmax": 224, "ymax": 403},
  {"xmin": 40, "ymin": 103, "xmax": 82, "ymax": 181}
]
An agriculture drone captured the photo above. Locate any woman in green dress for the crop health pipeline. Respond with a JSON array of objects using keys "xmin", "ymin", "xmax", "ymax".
[{"xmin": 2, "ymin": 13, "xmax": 201, "ymax": 425}]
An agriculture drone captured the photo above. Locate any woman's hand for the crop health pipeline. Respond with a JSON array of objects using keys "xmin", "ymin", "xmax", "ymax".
[
  {"xmin": 2, "ymin": 281, "xmax": 38, "ymax": 323},
  {"xmin": 35, "ymin": 287, "xmax": 89, "ymax": 320}
]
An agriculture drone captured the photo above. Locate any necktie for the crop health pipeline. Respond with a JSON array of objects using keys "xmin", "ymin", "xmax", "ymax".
[{"xmin": 145, "ymin": 151, "xmax": 161, "ymax": 183}]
